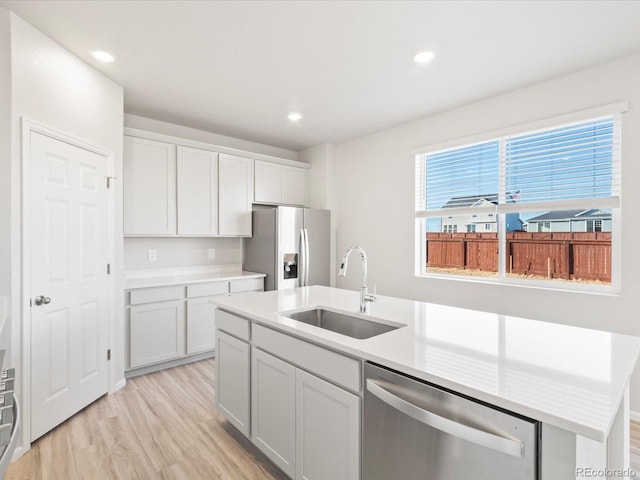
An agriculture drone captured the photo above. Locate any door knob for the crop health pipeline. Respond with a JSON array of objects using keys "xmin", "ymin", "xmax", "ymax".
[{"xmin": 34, "ymin": 296, "xmax": 51, "ymax": 306}]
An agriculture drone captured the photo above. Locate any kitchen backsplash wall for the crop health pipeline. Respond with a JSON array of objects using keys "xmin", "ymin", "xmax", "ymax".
[{"xmin": 124, "ymin": 237, "xmax": 242, "ymax": 270}]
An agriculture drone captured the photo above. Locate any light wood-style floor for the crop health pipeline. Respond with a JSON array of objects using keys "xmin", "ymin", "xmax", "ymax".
[
  {"xmin": 6, "ymin": 359, "xmax": 640, "ymax": 479},
  {"xmin": 6, "ymin": 359, "xmax": 287, "ymax": 480}
]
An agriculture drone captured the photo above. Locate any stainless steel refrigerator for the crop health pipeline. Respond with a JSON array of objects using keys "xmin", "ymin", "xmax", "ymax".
[{"xmin": 243, "ymin": 206, "xmax": 330, "ymax": 291}]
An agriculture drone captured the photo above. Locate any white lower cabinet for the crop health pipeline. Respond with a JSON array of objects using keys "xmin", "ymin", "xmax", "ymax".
[
  {"xmin": 252, "ymin": 348, "xmax": 296, "ymax": 478},
  {"xmin": 186, "ymin": 297, "xmax": 218, "ymax": 354},
  {"xmin": 130, "ymin": 299, "xmax": 185, "ymax": 368},
  {"xmin": 126, "ymin": 277, "xmax": 263, "ymax": 376},
  {"xmin": 216, "ymin": 331, "xmax": 251, "ymax": 436},
  {"xmin": 295, "ymin": 369, "xmax": 360, "ymax": 480},
  {"xmin": 216, "ymin": 312, "xmax": 361, "ymax": 480},
  {"xmin": 251, "ymin": 347, "xmax": 360, "ymax": 480}
]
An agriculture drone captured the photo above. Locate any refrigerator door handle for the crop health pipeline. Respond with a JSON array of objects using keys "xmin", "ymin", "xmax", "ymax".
[
  {"xmin": 299, "ymin": 229, "xmax": 306, "ymax": 287},
  {"xmin": 304, "ymin": 228, "xmax": 310, "ymax": 286}
]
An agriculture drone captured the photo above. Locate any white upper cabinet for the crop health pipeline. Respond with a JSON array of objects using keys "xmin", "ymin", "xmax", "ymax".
[
  {"xmin": 124, "ymin": 136, "xmax": 176, "ymax": 235},
  {"xmin": 254, "ymin": 160, "xmax": 282, "ymax": 203},
  {"xmin": 281, "ymin": 165, "xmax": 307, "ymax": 206},
  {"xmin": 254, "ymin": 160, "xmax": 307, "ymax": 206},
  {"xmin": 177, "ymin": 146, "xmax": 218, "ymax": 235},
  {"xmin": 124, "ymin": 130, "xmax": 306, "ymax": 237},
  {"xmin": 219, "ymin": 154, "xmax": 253, "ymax": 236}
]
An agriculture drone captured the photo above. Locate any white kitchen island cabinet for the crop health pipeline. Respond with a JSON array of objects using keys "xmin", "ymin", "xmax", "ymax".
[
  {"xmin": 216, "ymin": 311, "xmax": 361, "ymax": 480},
  {"xmin": 295, "ymin": 369, "xmax": 360, "ymax": 480},
  {"xmin": 216, "ymin": 331, "xmax": 251, "ymax": 437},
  {"xmin": 251, "ymin": 348, "xmax": 296, "ymax": 478},
  {"xmin": 176, "ymin": 146, "xmax": 218, "ymax": 236},
  {"xmin": 124, "ymin": 136, "xmax": 176, "ymax": 236},
  {"xmin": 218, "ymin": 153, "xmax": 253, "ymax": 237},
  {"xmin": 250, "ymin": 347, "xmax": 359, "ymax": 480}
]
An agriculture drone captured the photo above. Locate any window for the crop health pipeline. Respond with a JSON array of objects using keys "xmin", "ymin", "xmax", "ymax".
[
  {"xmin": 587, "ymin": 220, "xmax": 603, "ymax": 232},
  {"xmin": 415, "ymin": 113, "xmax": 620, "ymax": 288}
]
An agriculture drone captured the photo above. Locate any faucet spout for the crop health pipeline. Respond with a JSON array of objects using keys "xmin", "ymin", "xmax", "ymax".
[{"xmin": 338, "ymin": 246, "xmax": 376, "ymax": 313}]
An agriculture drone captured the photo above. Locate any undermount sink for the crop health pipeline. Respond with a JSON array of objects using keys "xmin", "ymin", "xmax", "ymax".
[{"xmin": 282, "ymin": 307, "xmax": 403, "ymax": 339}]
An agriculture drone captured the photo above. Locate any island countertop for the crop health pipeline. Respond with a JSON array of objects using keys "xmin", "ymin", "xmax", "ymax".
[{"xmin": 211, "ymin": 285, "xmax": 640, "ymax": 443}]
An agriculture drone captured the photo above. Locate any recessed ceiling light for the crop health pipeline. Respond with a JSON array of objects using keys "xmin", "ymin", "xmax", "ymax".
[
  {"xmin": 414, "ymin": 51, "xmax": 434, "ymax": 64},
  {"xmin": 288, "ymin": 112, "xmax": 302, "ymax": 121},
  {"xmin": 91, "ymin": 51, "xmax": 115, "ymax": 63}
]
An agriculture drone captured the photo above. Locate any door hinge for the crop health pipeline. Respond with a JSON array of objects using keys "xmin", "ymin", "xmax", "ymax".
[
  {"xmin": 107, "ymin": 264, "xmax": 111, "ymax": 275},
  {"xmin": 106, "ymin": 176, "xmax": 117, "ymax": 189},
  {"xmin": 107, "ymin": 349, "xmax": 111, "ymax": 361}
]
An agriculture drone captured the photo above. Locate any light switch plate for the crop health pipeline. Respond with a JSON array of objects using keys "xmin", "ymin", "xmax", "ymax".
[
  {"xmin": 148, "ymin": 249, "xmax": 157, "ymax": 262},
  {"xmin": 208, "ymin": 248, "xmax": 216, "ymax": 260}
]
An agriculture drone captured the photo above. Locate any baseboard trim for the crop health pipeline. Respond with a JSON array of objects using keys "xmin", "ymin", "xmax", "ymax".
[
  {"xmin": 113, "ymin": 378, "xmax": 127, "ymax": 393},
  {"xmin": 125, "ymin": 351, "xmax": 215, "ymax": 379}
]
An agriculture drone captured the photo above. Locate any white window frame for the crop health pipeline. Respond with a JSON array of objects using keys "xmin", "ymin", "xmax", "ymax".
[{"xmin": 414, "ymin": 102, "xmax": 626, "ymax": 293}]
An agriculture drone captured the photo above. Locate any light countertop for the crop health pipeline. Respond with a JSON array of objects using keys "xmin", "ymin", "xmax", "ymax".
[
  {"xmin": 124, "ymin": 265, "xmax": 265, "ymax": 290},
  {"xmin": 212, "ymin": 285, "xmax": 640, "ymax": 443}
]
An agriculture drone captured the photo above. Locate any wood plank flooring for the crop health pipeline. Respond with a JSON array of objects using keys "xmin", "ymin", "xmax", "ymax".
[
  {"xmin": 6, "ymin": 359, "xmax": 640, "ymax": 479},
  {"xmin": 6, "ymin": 359, "xmax": 286, "ymax": 480}
]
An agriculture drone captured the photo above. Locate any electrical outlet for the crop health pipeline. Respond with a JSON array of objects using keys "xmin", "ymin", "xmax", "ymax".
[
  {"xmin": 208, "ymin": 248, "xmax": 216, "ymax": 260},
  {"xmin": 148, "ymin": 249, "xmax": 157, "ymax": 262}
]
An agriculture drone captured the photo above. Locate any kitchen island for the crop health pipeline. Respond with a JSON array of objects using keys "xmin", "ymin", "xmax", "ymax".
[{"xmin": 212, "ymin": 286, "xmax": 640, "ymax": 479}]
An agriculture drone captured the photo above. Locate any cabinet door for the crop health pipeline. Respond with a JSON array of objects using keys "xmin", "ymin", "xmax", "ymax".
[
  {"xmin": 216, "ymin": 331, "xmax": 250, "ymax": 436},
  {"xmin": 296, "ymin": 369, "xmax": 360, "ymax": 480},
  {"xmin": 129, "ymin": 299, "xmax": 185, "ymax": 368},
  {"xmin": 219, "ymin": 154, "xmax": 253, "ymax": 236},
  {"xmin": 186, "ymin": 297, "xmax": 218, "ymax": 354},
  {"xmin": 251, "ymin": 348, "xmax": 296, "ymax": 478},
  {"xmin": 254, "ymin": 160, "xmax": 282, "ymax": 204},
  {"xmin": 124, "ymin": 136, "xmax": 176, "ymax": 235},
  {"xmin": 177, "ymin": 146, "xmax": 218, "ymax": 235},
  {"xmin": 281, "ymin": 166, "xmax": 307, "ymax": 206}
]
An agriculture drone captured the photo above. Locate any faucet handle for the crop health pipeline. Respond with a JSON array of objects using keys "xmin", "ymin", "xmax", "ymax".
[{"xmin": 365, "ymin": 284, "xmax": 377, "ymax": 303}]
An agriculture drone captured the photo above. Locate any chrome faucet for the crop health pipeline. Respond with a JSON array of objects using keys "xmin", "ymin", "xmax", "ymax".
[{"xmin": 338, "ymin": 246, "xmax": 376, "ymax": 313}]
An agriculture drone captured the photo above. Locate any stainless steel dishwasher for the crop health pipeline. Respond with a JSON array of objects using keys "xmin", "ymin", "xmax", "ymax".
[{"xmin": 363, "ymin": 362, "xmax": 539, "ymax": 480}]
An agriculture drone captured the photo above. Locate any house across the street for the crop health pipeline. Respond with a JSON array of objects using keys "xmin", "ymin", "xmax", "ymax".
[
  {"xmin": 440, "ymin": 193, "xmax": 524, "ymax": 233},
  {"xmin": 525, "ymin": 209, "xmax": 611, "ymax": 233}
]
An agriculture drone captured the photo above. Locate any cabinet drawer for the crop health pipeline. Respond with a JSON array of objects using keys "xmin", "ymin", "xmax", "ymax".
[
  {"xmin": 187, "ymin": 281, "xmax": 228, "ymax": 298},
  {"xmin": 216, "ymin": 310, "xmax": 250, "ymax": 341},
  {"xmin": 230, "ymin": 277, "xmax": 264, "ymax": 293},
  {"xmin": 253, "ymin": 324, "xmax": 360, "ymax": 393},
  {"xmin": 129, "ymin": 286, "xmax": 184, "ymax": 305}
]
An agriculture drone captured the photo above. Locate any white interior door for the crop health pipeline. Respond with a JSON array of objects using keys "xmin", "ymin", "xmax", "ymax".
[{"xmin": 29, "ymin": 131, "xmax": 109, "ymax": 441}]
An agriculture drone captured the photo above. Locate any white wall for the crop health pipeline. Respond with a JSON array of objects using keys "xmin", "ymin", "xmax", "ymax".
[
  {"xmin": 7, "ymin": 11, "xmax": 124, "ymax": 453},
  {"xmin": 124, "ymin": 237, "xmax": 242, "ymax": 270},
  {"xmin": 331, "ymin": 54, "xmax": 640, "ymax": 408},
  {"xmin": 300, "ymin": 142, "xmax": 337, "ymax": 286},
  {"xmin": 125, "ymin": 113, "xmax": 299, "ymax": 161},
  {"xmin": 0, "ymin": 9, "xmax": 12, "ymax": 358}
]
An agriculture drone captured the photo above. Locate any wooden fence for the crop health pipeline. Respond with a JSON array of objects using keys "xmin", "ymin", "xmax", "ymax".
[{"xmin": 426, "ymin": 232, "xmax": 611, "ymax": 282}]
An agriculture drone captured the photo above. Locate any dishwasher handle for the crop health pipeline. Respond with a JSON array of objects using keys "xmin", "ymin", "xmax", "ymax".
[{"xmin": 366, "ymin": 378, "xmax": 524, "ymax": 458}]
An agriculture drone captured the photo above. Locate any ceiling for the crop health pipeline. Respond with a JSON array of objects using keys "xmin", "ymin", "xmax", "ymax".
[{"xmin": 2, "ymin": 1, "xmax": 640, "ymax": 152}]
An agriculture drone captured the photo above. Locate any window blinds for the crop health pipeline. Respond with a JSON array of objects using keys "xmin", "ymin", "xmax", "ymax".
[
  {"xmin": 504, "ymin": 117, "xmax": 619, "ymax": 204},
  {"xmin": 415, "ymin": 115, "xmax": 619, "ymax": 217}
]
